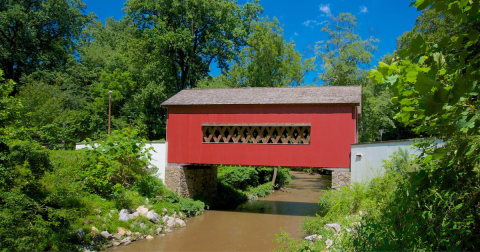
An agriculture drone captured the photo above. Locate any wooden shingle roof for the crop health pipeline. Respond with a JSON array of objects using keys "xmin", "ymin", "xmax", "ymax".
[{"xmin": 160, "ymin": 86, "xmax": 361, "ymax": 106}]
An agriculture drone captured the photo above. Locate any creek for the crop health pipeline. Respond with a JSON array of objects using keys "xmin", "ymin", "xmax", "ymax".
[{"xmin": 108, "ymin": 171, "xmax": 331, "ymax": 251}]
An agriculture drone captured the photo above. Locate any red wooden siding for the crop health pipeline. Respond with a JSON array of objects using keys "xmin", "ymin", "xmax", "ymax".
[{"xmin": 166, "ymin": 104, "xmax": 357, "ymax": 168}]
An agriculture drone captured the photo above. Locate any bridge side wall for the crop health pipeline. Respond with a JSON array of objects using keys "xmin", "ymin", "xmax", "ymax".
[{"xmin": 166, "ymin": 104, "xmax": 356, "ymax": 169}]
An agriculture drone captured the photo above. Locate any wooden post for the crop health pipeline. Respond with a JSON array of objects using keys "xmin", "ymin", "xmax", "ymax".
[{"xmin": 108, "ymin": 90, "xmax": 112, "ymax": 135}]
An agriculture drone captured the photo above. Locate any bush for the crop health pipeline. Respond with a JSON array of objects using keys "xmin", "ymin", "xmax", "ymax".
[
  {"xmin": 179, "ymin": 198, "xmax": 205, "ymax": 217},
  {"xmin": 132, "ymin": 167, "xmax": 165, "ymax": 198},
  {"xmin": 247, "ymin": 182, "xmax": 273, "ymax": 198}
]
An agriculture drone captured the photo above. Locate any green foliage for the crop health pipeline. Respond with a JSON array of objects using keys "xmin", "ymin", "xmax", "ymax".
[
  {"xmin": 179, "ymin": 198, "xmax": 205, "ymax": 217},
  {"xmin": 218, "ymin": 166, "xmax": 260, "ymax": 190},
  {"xmin": 132, "ymin": 167, "xmax": 165, "ymax": 199},
  {"xmin": 83, "ymin": 128, "xmax": 153, "ymax": 196},
  {"xmin": 0, "ymin": 0, "xmax": 92, "ymax": 84},
  {"xmin": 363, "ymin": 1, "xmax": 480, "ymax": 249},
  {"xmin": 246, "ymin": 182, "xmax": 273, "ymax": 198},
  {"xmin": 124, "ymin": 0, "xmax": 263, "ymax": 92},
  {"xmin": 315, "ymin": 13, "xmax": 378, "ymax": 86}
]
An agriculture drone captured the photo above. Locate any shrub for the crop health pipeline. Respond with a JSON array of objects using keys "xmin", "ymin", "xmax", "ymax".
[
  {"xmin": 179, "ymin": 198, "xmax": 205, "ymax": 217},
  {"xmin": 218, "ymin": 166, "xmax": 259, "ymax": 190},
  {"xmin": 83, "ymin": 128, "xmax": 154, "ymax": 196},
  {"xmin": 247, "ymin": 182, "xmax": 273, "ymax": 198},
  {"xmin": 132, "ymin": 167, "xmax": 165, "ymax": 198}
]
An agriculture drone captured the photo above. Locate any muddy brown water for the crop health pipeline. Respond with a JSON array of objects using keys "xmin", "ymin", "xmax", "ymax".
[{"xmin": 108, "ymin": 171, "xmax": 331, "ymax": 252}]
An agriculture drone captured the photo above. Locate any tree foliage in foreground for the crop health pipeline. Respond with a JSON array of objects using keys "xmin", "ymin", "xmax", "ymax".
[{"xmin": 358, "ymin": 0, "xmax": 480, "ymax": 250}]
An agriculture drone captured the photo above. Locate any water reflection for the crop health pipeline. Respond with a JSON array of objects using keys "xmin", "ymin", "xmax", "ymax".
[{"xmin": 233, "ymin": 200, "xmax": 321, "ymax": 216}]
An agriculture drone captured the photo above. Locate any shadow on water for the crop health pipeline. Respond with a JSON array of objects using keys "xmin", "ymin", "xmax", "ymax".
[{"xmin": 231, "ymin": 200, "xmax": 320, "ymax": 216}]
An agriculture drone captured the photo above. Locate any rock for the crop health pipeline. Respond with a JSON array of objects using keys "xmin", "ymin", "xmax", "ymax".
[
  {"xmin": 100, "ymin": 231, "xmax": 112, "ymax": 239},
  {"xmin": 112, "ymin": 241, "xmax": 120, "ymax": 246},
  {"xmin": 346, "ymin": 228, "xmax": 352, "ymax": 232},
  {"xmin": 90, "ymin": 226, "xmax": 99, "ymax": 233},
  {"xmin": 124, "ymin": 241, "xmax": 132, "ymax": 246},
  {"xmin": 175, "ymin": 218, "xmax": 186, "ymax": 227},
  {"xmin": 173, "ymin": 212, "xmax": 177, "ymax": 219},
  {"xmin": 162, "ymin": 215, "xmax": 169, "ymax": 222},
  {"xmin": 119, "ymin": 236, "xmax": 131, "ymax": 244},
  {"xmin": 179, "ymin": 212, "xmax": 185, "ymax": 219},
  {"xmin": 76, "ymin": 229, "xmax": 85, "ymax": 239},
  {"xmin": 165, "ymin": 228, "xmax": 173, "ymax": 233},
  {"xmin": 304, "ymin": 235, "xmax": 317, "ymax": 241},
  {"xmin": 119, "ymin": 209, "xmax": 130, "ymax": 221},
  {"xmin": 158, "ymin": 234, "xmax": 166, "ymax": 237},
  {"xmin": 128, "ymin": 212, "xmax": 139, "ymax": 219},
  {"xmin": 117, "ymin": 227, "xmax": 127, "ymax": 236},
  {"xmin": 139, "ymin": 222, "xmax": 147, "ymax": 229},
  {"xmin": 126, "ymin": 230, "xmax": 132, "ymax": 236},
  {"xmin": 314, "ymin": 235, "xmax": 323, "ymax": 242},
  {"xmin": 163, "ymin": 207, "xmax": 168, "ymax": 213},
  {"xmin": 325, "ymin": 223, "xmax": 342, "ymax": 234},
  {"xmin": 113, "ymin": 233, "xmax": 122, "ymax": 240},
  {"xmin": 325, "ymin": 239, "xmax": 333, "ymax": 247},
  {"xmin": 136, "ymin": 205, "xmax": 149, "ymax": 216},
  {"xmin": 156, "ymin": 227, "xmax": 163, "ymax": 235},
  {"xmin": 146, "ymin": 235, "xmax": 154, "ymax": 240},
  {"xmin": 105, "ymin": 242, "xmax": 113, "ymax": 248},
  {"xmin": 146, "ymin": 210, "xmax": 160, "ymax": 224},
  {"xmin": 166, "ymin": 217, "xmax": 176, "ymax": 228}
]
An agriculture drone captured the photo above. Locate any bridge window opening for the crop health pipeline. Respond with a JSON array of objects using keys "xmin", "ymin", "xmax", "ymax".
[{"xmin": 202, "ymin": 124, "xmax": 311, "ymax": 144}]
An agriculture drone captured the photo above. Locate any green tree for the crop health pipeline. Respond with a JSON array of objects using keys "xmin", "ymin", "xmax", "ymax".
[
  {"xmin": 198, "ymin": 17, "xmax": 315, "ymax": 88},
  {"xmin": 0, "ymin": 0, "xmax": 92, "ymax": 85},
  {"xmin": 360, "ymin": 0, "xmax": 480, "ymax": 249},
  {"xmin": 124, "ymin": 0, "xmax": 263, "ymax": 92},
  {"xmin": 315, "ymin": 13, "xmax": 378, "ymax": 86},
  {"xmin": 228, "ymin": 17, "xmax": 315, "ymax": 87}
]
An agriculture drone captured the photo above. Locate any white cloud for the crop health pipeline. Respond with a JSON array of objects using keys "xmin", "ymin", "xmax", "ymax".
[
  {"xmin": 294, "ymin": 32, "xmax": 299, "ymax": 36},
  {"xmin": 319, "ymin": 4, "xmax": 332, "ymax": 17},
  {"xmin": 359, "ymin": 6, "xmax": 368, "ymax": 14},
  {"xmin": 302, "ymin": 20, "xmax": 326, "ymax": 27}
]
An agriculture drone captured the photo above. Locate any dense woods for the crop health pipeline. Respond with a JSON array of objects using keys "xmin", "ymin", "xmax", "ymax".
[{"xmin": 1, "ymin": 0, "xmax": 479, "ymax": 250}]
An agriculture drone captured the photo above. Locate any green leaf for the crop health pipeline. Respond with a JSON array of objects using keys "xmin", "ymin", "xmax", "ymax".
[
  {"xmin": 411, "ymin": 35, "xmax": 426, "ymax": 54},
  {"xmin": 432, "ymin": 148, "xmax": 449, "ymax": 160},
  {"xmin": 414, "ymin": 72, "xmax": 440, "ymax": 95}
]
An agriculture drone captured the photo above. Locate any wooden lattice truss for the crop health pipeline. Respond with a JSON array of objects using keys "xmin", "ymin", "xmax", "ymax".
[{"xmin": 202, "ymin": 124, "xmax": 311, "ymax": 144}]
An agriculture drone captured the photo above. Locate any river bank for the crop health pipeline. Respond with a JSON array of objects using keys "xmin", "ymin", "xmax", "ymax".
[{"xmin": 107, "ymin": 171, "xmax": 331, "ymax": 251}]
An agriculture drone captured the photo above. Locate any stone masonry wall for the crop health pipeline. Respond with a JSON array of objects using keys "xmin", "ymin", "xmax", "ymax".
[
  {"xmin": 332, "ymin": 170, "xmax": 351, "ymax": 187},
  {"xmin": 165, "ymin": 164, "xmax": 217, "ymax": 199}
]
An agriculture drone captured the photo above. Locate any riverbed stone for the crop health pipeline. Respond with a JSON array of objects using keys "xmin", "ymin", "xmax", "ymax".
[
  {"xmin": 119, "ymin": 236, "xmax": 131, "ymax": 244},
  {"xmin": 90, "ymin": 226, "xmax": 99, "ymax": 233},
  {"xmin": 147, "ymin": 210, "xmax": 160, "ymax": 223},
  {"xmin": 325, "ymin": 239, "xmax": 333, "ymax": 247},
  {"xmin": 137, "ymin": 205, "xmax": 149, "ymax": 216},
  {"xmin": 100, "ymin": 231, "xmax": 112, "ymax": 239},
  {"xmin": 117, "ymin": 227, "xmax": 127, "ymax": 236},
  {"xmin": 112, "ymin": 241, "xmax": 120, "ymax": 246},
  {"xmin": 119, "ymin": 209, "xmax": 130, "ymax": 221},
  {"xmin": 175, "ymin": 218, "xmax": 186, "ymax": 227},
  {"xmin": 166, "ymin": 217, "xmax": 176, "ymax": 228},
  {"xmin": 139, "ymin": 222, "xmax": 147, "ymax": 229},
  {"xmin": 325, "ymin": 223, "xmax": 341, "ymax": 234},
  {"xmin": 156, "ymin": 227, "xmax": 163, "ymax": 234},
  {"xmin": 304, "ymin": 235, "xmax": 317, "ymax": 241},
  {"xmin": 128, "ymin": 212, "xmax": 139, "ymax": 219},
  {"xmin": 113, "ymin": 233, "xmax": 122, "ymax": 240},
  {"xmin": 146, "ymin": 235, "xmax": 154, "ymax": 240}
]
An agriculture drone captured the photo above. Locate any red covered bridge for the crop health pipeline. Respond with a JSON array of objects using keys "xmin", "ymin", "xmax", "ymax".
[
  {"xmin": 160, "ymin": 86, "xmax": 361, "ymax": 198},
  {"xmin": 161, "ymin": 86, "xmax": 361, "ymax": 168}
]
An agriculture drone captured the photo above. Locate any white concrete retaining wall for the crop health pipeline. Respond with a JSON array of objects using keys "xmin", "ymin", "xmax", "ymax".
[
  {"xmin": 76, "ymin": 141, "xmax": 167, "ymax": 182},
  {"xmin": 351, "ymin": 139, "xmax": 443, "ymax": 184}
]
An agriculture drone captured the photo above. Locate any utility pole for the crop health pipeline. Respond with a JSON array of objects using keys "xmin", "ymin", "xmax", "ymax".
[{"xmin": 108, "ymin": 90, "xmax": 112, "ymax": 135}]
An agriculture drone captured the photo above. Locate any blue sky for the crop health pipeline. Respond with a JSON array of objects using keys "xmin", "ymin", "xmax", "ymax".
[{"xmin": 82, "ymin": 0, "xmax": 421, "ymax": 84}]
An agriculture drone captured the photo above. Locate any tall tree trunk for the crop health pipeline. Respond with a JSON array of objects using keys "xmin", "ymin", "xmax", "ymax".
[{"xmin": 272, "ymin": 167, "xmax": 278, "ymax": 188}]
